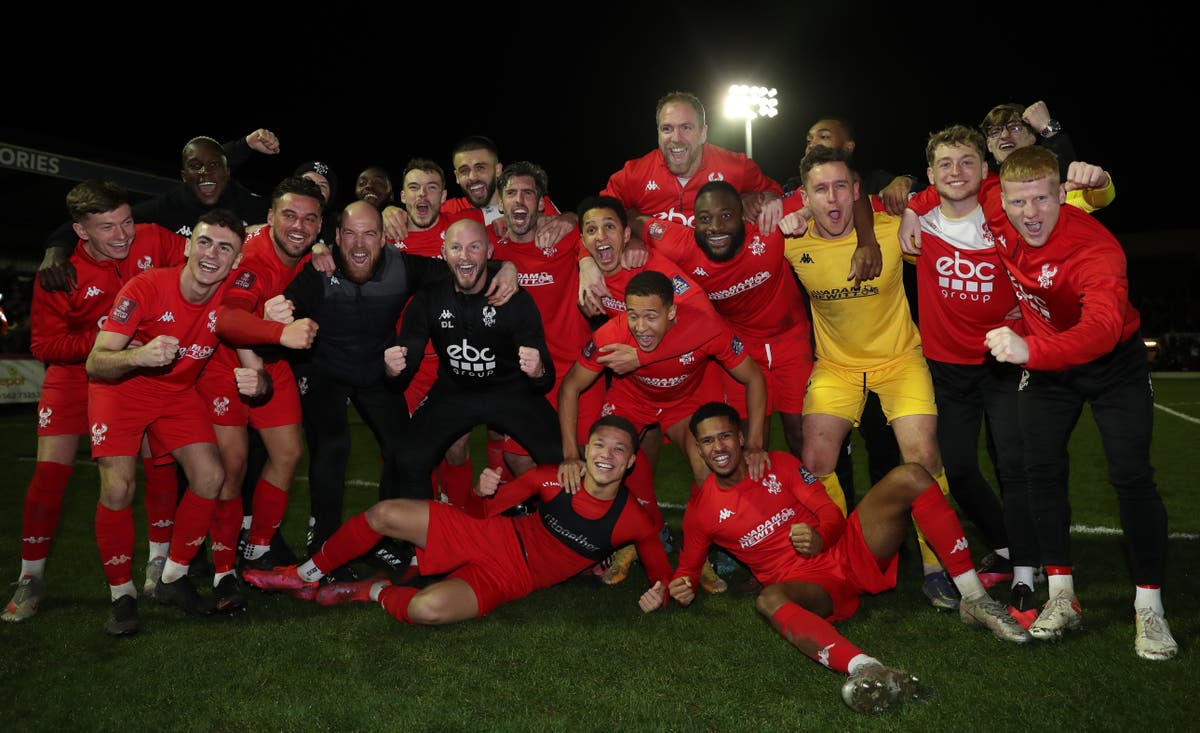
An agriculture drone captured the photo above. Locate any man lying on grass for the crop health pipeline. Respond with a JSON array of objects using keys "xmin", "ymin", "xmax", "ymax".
[
  {"xmin": 243, "ymin": 416, "xmax": 673, "ymax": 622},
  {"xmin": 640, "ymin": 402, "xmax": 1030, "ymax": 715}
]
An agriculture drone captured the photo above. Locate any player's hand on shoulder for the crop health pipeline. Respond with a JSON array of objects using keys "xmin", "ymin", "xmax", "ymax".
[{"xmin": 557, "ymin": 458, "xmax": 585, "ymax": 493}]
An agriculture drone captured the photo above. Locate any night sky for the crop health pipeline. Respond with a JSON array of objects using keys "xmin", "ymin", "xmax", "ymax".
[{"xmin": 1, "ymin": 9, "xmax": 1193, "ymax": 247}]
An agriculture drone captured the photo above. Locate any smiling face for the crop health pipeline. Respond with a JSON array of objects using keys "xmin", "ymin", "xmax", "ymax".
[
  {"xmin": 453, "ymin": 148, "xmax": 501, "ymax": 208},
  {"xmin": 657, "ymin": 100, "xmax": 707, "ymax": 177},
  {"xmin": 185, "ymin": 221, "xmax": 243, "ymax": 288},
  {"xmin": 583, "ymin": 425, "xmax": 637, "ymax": 490},
  {"xmin": 625, "ymin": 292, "xmax": 675, "ymax": 352},
  {"xmin": 181, "ymin": 140, "xmax": 230, "ymax": 206},
  {"xmin": 74, "ymin": 204, "xmax": 136, "ymax": 262},
  {"xmin": 693, "ymin": 188, "xmax": 746, "ymax": 261},
  {"xmin": 928, "ymin": 142, "xmax": 985, "ymax": 209},
  {"xmin": 442, "ymin": 219, "xmax": 492, "ymax": 293},
  {"xmin": 336, "ymin": 202, "xmax": 386, "ymax": 284},
  {"xmin": 986, "ymin": 119, "xmax": 1037, "ymax": 164},
  {"xmin": 267, "ymin": 192, "xmax": 323, "ymax": 264},
  {"xmin": 580, "ymin": 205, "xmax": 630, "ymax": 275},
  {"xmin": 693, "ymin": 414, "xmax": 744, "ymax": 481},
  {"xmin": 356, "ymin": 167, "xmax": 394, "ymax": 209}
]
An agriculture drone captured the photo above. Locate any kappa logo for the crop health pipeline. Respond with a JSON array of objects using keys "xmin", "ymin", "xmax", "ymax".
[
  {"xmin": 950, "ymin": 537, "xmax": 970, "ymax": 555},
  {"xmin": 149, "ymin": 518, "xmax": 173, "ymax": 529},
  {"xmin": 137, "ymin": 255, "xmax": 153, "ymax": 270},
  {"xmin": 763, "ymin": 473, "xmax": 782, "ymax": 494},
  {"xmin": 330, "ymin": 275, "xmax": 340, "ymax": 285},
  {"xmin": 297, "ymin": 377, "xmax": 308, "ymax": 396},
  {"xmin": 718, "ymin": 508, "xmax": 735, "ymax": 522},
  {"xmin": 158, "ymin": 311, "xmax": 176, "ymax": 323},
  {"xmin": 1038, "ymin": 263, "xmax": 1058, "ymax": 289},
  {"xmin": 22, "ymin": 535, "xmax": 52, "ymax": 545},
  {"xmin": 440, "ymin": 309, "xmax": 454, "ymax": 329},
  {"xmin": 90, "ymin": 422, "xmax": 108, "ymax": 446},
  {"xmin": 38, "ymin": 407, "xmax": 52, "ymax": 428},
  {"xmin": 212, "ymin": 396, "xmax": 230, "ymax": 416},
  {"xmin": 798, "ymin": 252, "xmax": 813, "ymax": 264},
  {"xmin": 693, "ymin": 266, "xmax": 709, "ymax": 277},
  {"xmin": 645, "ymin": 180, "xmax": 660, "ymax": 191},
  {"xmin": 84, "ymin": 285, "xmax": 103, "ymax": 299},
  {"xmin": 103, "ymin": 554, "xmax": 133, "ymax": 567}
]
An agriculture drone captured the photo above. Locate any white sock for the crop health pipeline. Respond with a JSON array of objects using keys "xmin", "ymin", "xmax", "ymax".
[
  {"xmin": 297, "ymin": 560, "xmax": 324, "ymax": 583},
  {"xmin": 1012, "ymin": 566, "xmax": 1036, "ymax": 588},
  {"xmin": 242, "ymin": 515, "xmax": 252, "ymax": 530},
  {"xmin": 19, "ymin": 559, "xmax": 47, "ymax": 578},
  {"xmin": 994, "ymin": 547, "xmax": 1010, "ymax": 560},
  {"xmin": 161, "ymin": 559, "xmax": 188, "ymax": 584},
  {"xmin": 246, "ymin": 544, "xmax": 270, "ymax": 560},
  {"xmin": 148, "ymin": 542, "xmax": 170, "ymax": 559},
  {"xmin": 1134, "ymin": 586, "xmax": 1164, "ymax": 616},
  {"xmin": 110, "ymin": 581, "xmax": 137, "ymax": 601},
  {"xmin": 951, "ymin": 570, "xmax": 986, "ymax": 600},
  {"xmin": 847, "ymin": 654, "xmax": 881, "ymax": 675},
  {"xmin": 368, "ymin": 581, "xmax": 391, "ymax": 602},
  {"xmin": 213, "ymin": 570, "xmax": 235, "ymax": 587},
  {"xmin": 1047, "ymin": 573, "xmax": 1075, "ymax": 597}
]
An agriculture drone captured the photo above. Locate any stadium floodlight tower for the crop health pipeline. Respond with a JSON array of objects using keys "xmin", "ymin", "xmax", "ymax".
[{"xmin": 723, "ymin": 84, "xmax": 778, "ymax": 159}]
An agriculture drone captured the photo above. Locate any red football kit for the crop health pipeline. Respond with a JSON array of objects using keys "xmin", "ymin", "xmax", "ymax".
[
  {"xmin": 200, "ymin": 227, "xmax": 308, "ymax": 427},
  {"xmin": 88, "ymin": 266, "xmax": 228, "ymax": 459},
  {"xmin": 32, "ymin": 224, "xmax": 186, "ymax": 436},
  {"xmin": 603, "ymin": 144, "xmax": 782, "ymax": 227},
  {"xmin": 579, "ymin": 304, "xmax": 747, "ymax": 432},
  {"xmin": 643, "ymin": 218, "xmax": 813, "ymax": 413},
  {"xmin": 673, "ymin": 451, "xmax": 894, "ymax": 622}
]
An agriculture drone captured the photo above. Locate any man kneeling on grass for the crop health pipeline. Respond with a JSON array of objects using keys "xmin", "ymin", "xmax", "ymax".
[
  {"xmin": 640, "ymin": 402, "xmax": 1030, "ymax": 715},
  {"xmin": 243, "ymin": 416, "xmax": 673, "ymax": 623}
]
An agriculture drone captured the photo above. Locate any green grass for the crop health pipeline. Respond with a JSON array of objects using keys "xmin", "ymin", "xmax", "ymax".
[{"xmin": 1, "ymin": 377, "xmax": 1197, "ymax": 732}]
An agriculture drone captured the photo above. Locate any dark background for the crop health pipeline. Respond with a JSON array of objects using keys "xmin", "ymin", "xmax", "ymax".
[{"xmin": 1, "ymin": 8, "xmax": 1197, "ymax": 351}]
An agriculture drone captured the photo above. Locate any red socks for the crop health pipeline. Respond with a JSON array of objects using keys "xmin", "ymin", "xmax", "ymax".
[
  {"xmin": 142, "ymin": 458, "xmax": 178, "ymax": 545},
  {"xmin": 312, "ymin": 513, "xmax": 383, "ymax": 573},
  {"xmin": 95, "ymin": 502, "xmax": 134, "ymax": 586},
  {"xmin": 770, "ymin": 602, "xmax": 863, "ymax": 674},
  {"xmin": 210, "ymin": 498, "xmax": 244, "ymax": 574},
  {"xmin": 167, "ymin": 492, "xmax": 216, "ymax": 566},
  {"xmin": 20, "ymin": 461, "xmax": 73, "ymax": 562},
  {"xmin": 379, "ymin": 584, "xmax": 420, "ymax": 623},
  {"xmin": 911, "ymin": 483, "xmax": 974, "ymax": 577},
  {"xmin": 247, "ymin": 478, "xmax": 289, "ymax": 546}
]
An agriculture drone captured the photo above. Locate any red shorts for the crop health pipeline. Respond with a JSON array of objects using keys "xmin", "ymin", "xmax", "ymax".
[
  {"xmin": 602, "ymin": 360, "xmax": 726, "ymax": 434},
  {"xmin": 197, "ymin": 359, "xmax": 302, "ymax": 428},
  {"xmin": 723, "ymin": 325, "xmax": 813, "ymax": 417},
  {"xmin": 403, "ymin": 351, "xmax": 440, "ymax": 414},
  {"xmin": 768, "ymin": 512, "xmax": 898, "ymax": 622},
  {"xmin": 88, "ymin": 384, "xmax": 215, "ymax": 460},
  {"xmin": 37, "ymin": 365, "xmax": 89, "ymax": 436},
  {"xmin": 415, "ymin": 501, "xmax": 535, "ymax": 617}
]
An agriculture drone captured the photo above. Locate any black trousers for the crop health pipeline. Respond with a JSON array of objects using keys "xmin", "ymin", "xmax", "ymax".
[
  {"xmin": 299, "ymin": 367, "xmax": 410, "ymax": 549},
  {"xmin": 393, "ymin": 384, "xmax": 563, "ymax": 500},
  {"xmin": 929, "ymin": 358, "xmax": 1039, "ymax": 564},
  {"xmin": 1018, "ymin": 334, "xmax": 1166, "ymax": 585},
  {"xmin": 834, "ymin": 392, "xmax": 900, "ymax": 510}
]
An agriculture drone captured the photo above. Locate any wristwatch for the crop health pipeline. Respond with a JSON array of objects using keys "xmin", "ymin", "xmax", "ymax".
[{"xmin": 1040, "ymin": 119, "xmax": 1063, "ymax": 138}]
